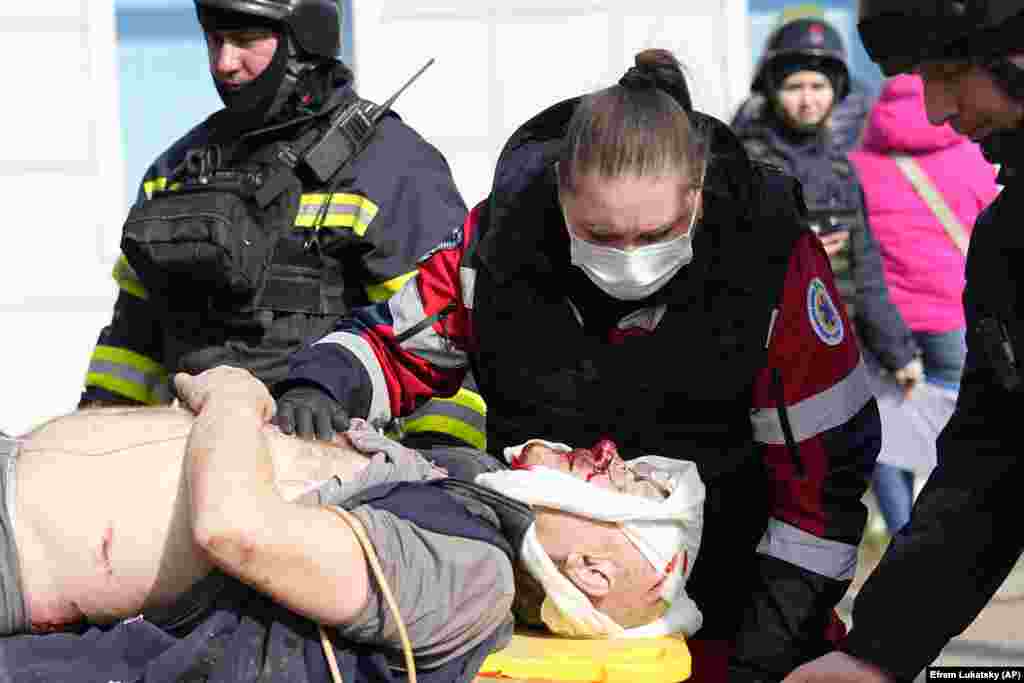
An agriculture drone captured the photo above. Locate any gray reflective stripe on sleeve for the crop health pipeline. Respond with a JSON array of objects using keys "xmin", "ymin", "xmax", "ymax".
[
  {"xmin": 314, "ymin": 331, "xmax": 392, "ymax": 425},
  {"xmin": 405, "ymin": 395, "xmax": 485, "ymax": 432},
  {"xmin": 756, "ymin": 518, "xmax": 858, "ymax": 580},
  {"xmin": 88, "ymin": 359, "xmax": 151, "ymax": 391},
  {"xmin": 460, "ymin": 267, "xmax": 476, "ymax": 310},
  {"xmin": 750, "ymin": 358, "xmax": 873, "ymax": 445},
  {"xmin": 388, "ymin": 275, "xmax": 466, "ymax": 370},
  {"xmin": 86, "ymin": 359, "xmax": 171, "ymax": 404}
]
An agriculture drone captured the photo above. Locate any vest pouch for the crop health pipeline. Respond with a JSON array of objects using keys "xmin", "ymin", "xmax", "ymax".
[{"xmin": 122, "ymin": 189, "xmax": 271, "ymax": 299}]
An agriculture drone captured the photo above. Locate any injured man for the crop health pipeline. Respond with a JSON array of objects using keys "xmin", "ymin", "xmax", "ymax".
[{"xmin": 0, "ymin": 366, "xmax": 703, "ymax": 683}]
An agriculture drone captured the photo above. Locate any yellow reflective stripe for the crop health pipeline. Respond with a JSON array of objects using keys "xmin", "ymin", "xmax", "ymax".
[
  {"xmin": 92, "ymin": 345, "xmax": 165, "ymax": 376},
  {"xmin": 112, "ymin": 255, "xmax": 148, "ymax": 300},
  {"xmin": 86, "ymin": 345, "xmax": 168, "ymax": 405},
  {"xmin": 142, "ymin": 177, "xmax": 168, "ymax": 199},
  {"xmin": 141, "ymin": 177, "xmax": 182, "ymax": 200},
  {"xmin": 401, "ymin": 415, "xmax": 487, "ymax": 451},
  {"xmin": 402, "ymin": 388, "xmax": 488, "ymax": 449},
  {"xmin": 445, "ymin": 387, "xmax": 487, "ymax": 417},
  {"xmin": 294, "ymin": 193, "xmax": 379, "ymax": 236},
  {"xmin": 365, "ymin": 271, "xmax": 417, "ymax": 303}
]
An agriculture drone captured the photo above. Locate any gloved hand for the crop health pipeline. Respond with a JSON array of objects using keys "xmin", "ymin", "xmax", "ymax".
[
  {"xmin": 274, "ymin": 384, "xmax": 350, "ymax": 441},
  {"xmin": 892, "ymin": 357, "xmax": 925, "ymax": 400}
]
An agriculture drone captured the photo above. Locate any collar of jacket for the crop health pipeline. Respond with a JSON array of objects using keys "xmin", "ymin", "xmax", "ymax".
[
  {"xmin": 475, "ymin": 97, "xmax": 756, "ymax": 286},
  {"xmin": 983, "ymin": 128, "xmax": 1024, "ymax": 184}
]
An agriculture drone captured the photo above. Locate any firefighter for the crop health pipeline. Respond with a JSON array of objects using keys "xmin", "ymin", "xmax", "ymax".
[{"xmin": 80, "ymin": 0, "xmax": 485, "ymax": 450}]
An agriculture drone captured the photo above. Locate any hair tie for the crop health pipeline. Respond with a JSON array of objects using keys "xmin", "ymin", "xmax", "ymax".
[{"xmin": 619, "ymin": 66, "xmax": 658, "ymax": 91}]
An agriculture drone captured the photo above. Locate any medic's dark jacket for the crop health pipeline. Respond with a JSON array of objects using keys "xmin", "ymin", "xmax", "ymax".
[
  {"xmin": 286, "ymin": 98, "xmax": 882, "ymax": 681},
  {"xmin": 841, "ymin": 132, "xmax": 1024, "ymax": 681},
  {"xmin": 80, "ymin": 66, "xmax": 486, "ymax": 449}
]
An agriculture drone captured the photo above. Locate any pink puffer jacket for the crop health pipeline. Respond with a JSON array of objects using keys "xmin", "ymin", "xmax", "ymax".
[{"xmin": 849, "ymin": 74, "xmax": 1000, "ymax": 333}]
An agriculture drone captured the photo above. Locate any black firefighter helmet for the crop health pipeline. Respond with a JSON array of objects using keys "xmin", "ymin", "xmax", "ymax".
[
  {"xmin": 195, "ymin": 0, "xmax": 341, "ymax": 60},
  {"xmin": 752, "ymin": 17, "xmax": 851, "ymax": 103},
  {"xmin": 858, "ymin": 0, "xmax": 1024, "ymax": 77},
  {"xmin": 194, "ymin": 0, "xmax": 343, "ymax": 129}
]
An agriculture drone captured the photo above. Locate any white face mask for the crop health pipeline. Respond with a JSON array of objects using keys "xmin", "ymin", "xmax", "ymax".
[{"xmin": 565, "ymin": 197, "xmax": 699, "ymax": 301}]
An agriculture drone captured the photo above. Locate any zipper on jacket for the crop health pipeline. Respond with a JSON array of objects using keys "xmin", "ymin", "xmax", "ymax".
[
  {"xmin": 772, "ymin": 367, "xmax": 804, "ymax": 477},
  {"xmin": 395, "ymin": 301, "xmax": 457, "ymax": 344}
]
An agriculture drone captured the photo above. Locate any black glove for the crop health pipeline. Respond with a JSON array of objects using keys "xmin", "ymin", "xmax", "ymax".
[{"xmin": 274, "ymin": 384, "xmax": 350, "ymax": 441}]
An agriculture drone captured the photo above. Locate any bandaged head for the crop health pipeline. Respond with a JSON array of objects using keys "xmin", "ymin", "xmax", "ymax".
[{"xmin": 475, "ymin": 439, "xmax": 705, "ymax": 639}]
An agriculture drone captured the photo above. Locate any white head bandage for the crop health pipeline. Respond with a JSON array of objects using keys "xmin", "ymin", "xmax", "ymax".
[{"xmin": 475, "ymin": 440, "xmax": 705, "ymax": 639}]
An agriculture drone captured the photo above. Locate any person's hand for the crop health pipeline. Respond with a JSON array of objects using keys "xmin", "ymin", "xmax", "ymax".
[
  {"xmin": 892, "ymin": 357, "xmax": 925, "ymax": 400},
  {"xmin": 819, "ymin": 230, "xmax": 850, "ymax": 257},
  {"xmin": 274, "ymin": 384, "xmax": 350, "ymax": 441},
  {"xmin": 173, "ymin": 366, "xmax": 275, "ymax": 421},
  {"xmin": 344, "ymin": 418, "xmax": 447, "ymax": 480},
  {"xmin": 783, "ymin": 651, "xmax": 894, "ymax": 683}
]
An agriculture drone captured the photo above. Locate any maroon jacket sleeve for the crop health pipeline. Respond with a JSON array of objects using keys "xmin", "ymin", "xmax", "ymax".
[
  {"xmin": 731, "ymin": 232, "xmax": 881, "ymax": 680},
  {"xmin": 286, "ymin": 205, "xmax": 483, "ymax": 425}
]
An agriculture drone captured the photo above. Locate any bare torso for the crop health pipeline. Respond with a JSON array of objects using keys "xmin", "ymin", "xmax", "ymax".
[{"xmin": 13, "ymin": 407, "xmax": 371, "ymax": 633}]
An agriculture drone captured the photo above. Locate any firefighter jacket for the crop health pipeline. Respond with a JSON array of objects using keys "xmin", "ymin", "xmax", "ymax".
[
  {"xmin": 81, "ymin": 66, "xmax": 486, "ymax": 449},
  {"xmin": 735, "ymin": 110, "xmax": 920, "ymax": 373},
  {"xmin": 841, "ymin": 133, "xmax": 1024, "ymax": 681},
  {"xmin": 284, "ymin": 99, "xmax": 883, "ymax": 682}
]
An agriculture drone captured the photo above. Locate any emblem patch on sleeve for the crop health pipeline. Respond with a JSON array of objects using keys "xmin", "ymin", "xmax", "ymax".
[{"xmin": 806, "ymin": 277, "xmax": 844, "ymax": 346}]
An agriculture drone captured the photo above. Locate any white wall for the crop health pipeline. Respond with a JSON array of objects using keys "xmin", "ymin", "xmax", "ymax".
[
  {"xmin": 0, "ymin": 0, "xmax": 125, "ymax": 434},
  {"xmin": 352, "ymin": 0, "xmax": 751, "ymax": 206}
]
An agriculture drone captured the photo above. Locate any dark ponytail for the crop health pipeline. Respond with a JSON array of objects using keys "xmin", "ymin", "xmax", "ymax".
[
  {"xmin": 559, "ymin": 49, "xmax": 706, "ymax": 194},
  {"xmin": 621, "ymin": 49, "xmax": 693, "ymax": 112}
]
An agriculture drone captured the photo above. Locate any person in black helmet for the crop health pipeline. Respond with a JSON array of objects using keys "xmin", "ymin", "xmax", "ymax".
[
  {"xmin": 784, "ymin": 3, "xmax": 1024, "ymax": 683},
  {"xmin": 734, "ymin": 17, "xmax": 923, "ymax": 405},
  {"xmin": 79, "ymin": 0, "xmax": 487, "ymax": 451},
  {"xmin": 731, "ymin": 18, "xmax": 874, "ymax": 155}
]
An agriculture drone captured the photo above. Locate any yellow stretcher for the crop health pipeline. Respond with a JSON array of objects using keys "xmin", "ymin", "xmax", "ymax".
[{"xmin": 475, "ymin": 629, "xmax": 692, "ymax": 683}]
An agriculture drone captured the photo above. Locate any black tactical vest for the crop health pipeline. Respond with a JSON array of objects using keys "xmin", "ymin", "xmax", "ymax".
[{"xmin": 120, "ymin": 92, "xmax": 387, "ymax": 387}]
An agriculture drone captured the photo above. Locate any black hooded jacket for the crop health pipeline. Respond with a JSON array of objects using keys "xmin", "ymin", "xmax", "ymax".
[{"xmin": 841, "ymin": 130, "xmax": 1024, "ymax": 681}]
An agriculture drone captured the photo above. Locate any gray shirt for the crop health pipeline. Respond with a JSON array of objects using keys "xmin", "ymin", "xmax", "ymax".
[{"xmin": 308, "ymin": 445, "xmax": 515, "ymax": 670}]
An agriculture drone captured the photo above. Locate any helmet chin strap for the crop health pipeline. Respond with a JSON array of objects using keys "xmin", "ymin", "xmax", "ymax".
[
  {"xmin": 263, "ymin": 38, "xmax": 318, "ymax": 123},
  {"xmin": 216, "ymin": 33, "xmax": 318, "ymax": 133}
]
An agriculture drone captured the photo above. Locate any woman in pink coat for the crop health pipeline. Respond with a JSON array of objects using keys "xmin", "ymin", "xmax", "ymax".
[{"xmin": 849, "ymin": 74, "xmax": 1000, "ymax": 533}]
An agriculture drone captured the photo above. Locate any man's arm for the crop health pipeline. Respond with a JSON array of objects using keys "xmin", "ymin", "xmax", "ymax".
[
  {"xmin": 839, "ymin": 352, "xmax": 1024, "ymax": 677},
  {"xmin": 80, "ymin": 256, "xmax": 170, "ymax": 407},
  {"xmin": 176, "ymin": 367, "xmax": 370, "ymax": 626},
  {"xmin": 733, "ymin": 232, "xmax": 881, "ymax": 681},
  {"xmin": 325, "ymin": 119, "xmax": 487, "ymax": 449},
  {"xmin": 281, "ymin": 204, "xmax": 484, "ymax": 428},
  {"xmin": 784, "ymin": 351, "xmax": 1024, "ymax": 683}
]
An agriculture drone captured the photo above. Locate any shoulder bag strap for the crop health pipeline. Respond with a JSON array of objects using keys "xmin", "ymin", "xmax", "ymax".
[{"xmin": 890, "ymin": 153, "xmax": 970, "ymax": 256}]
